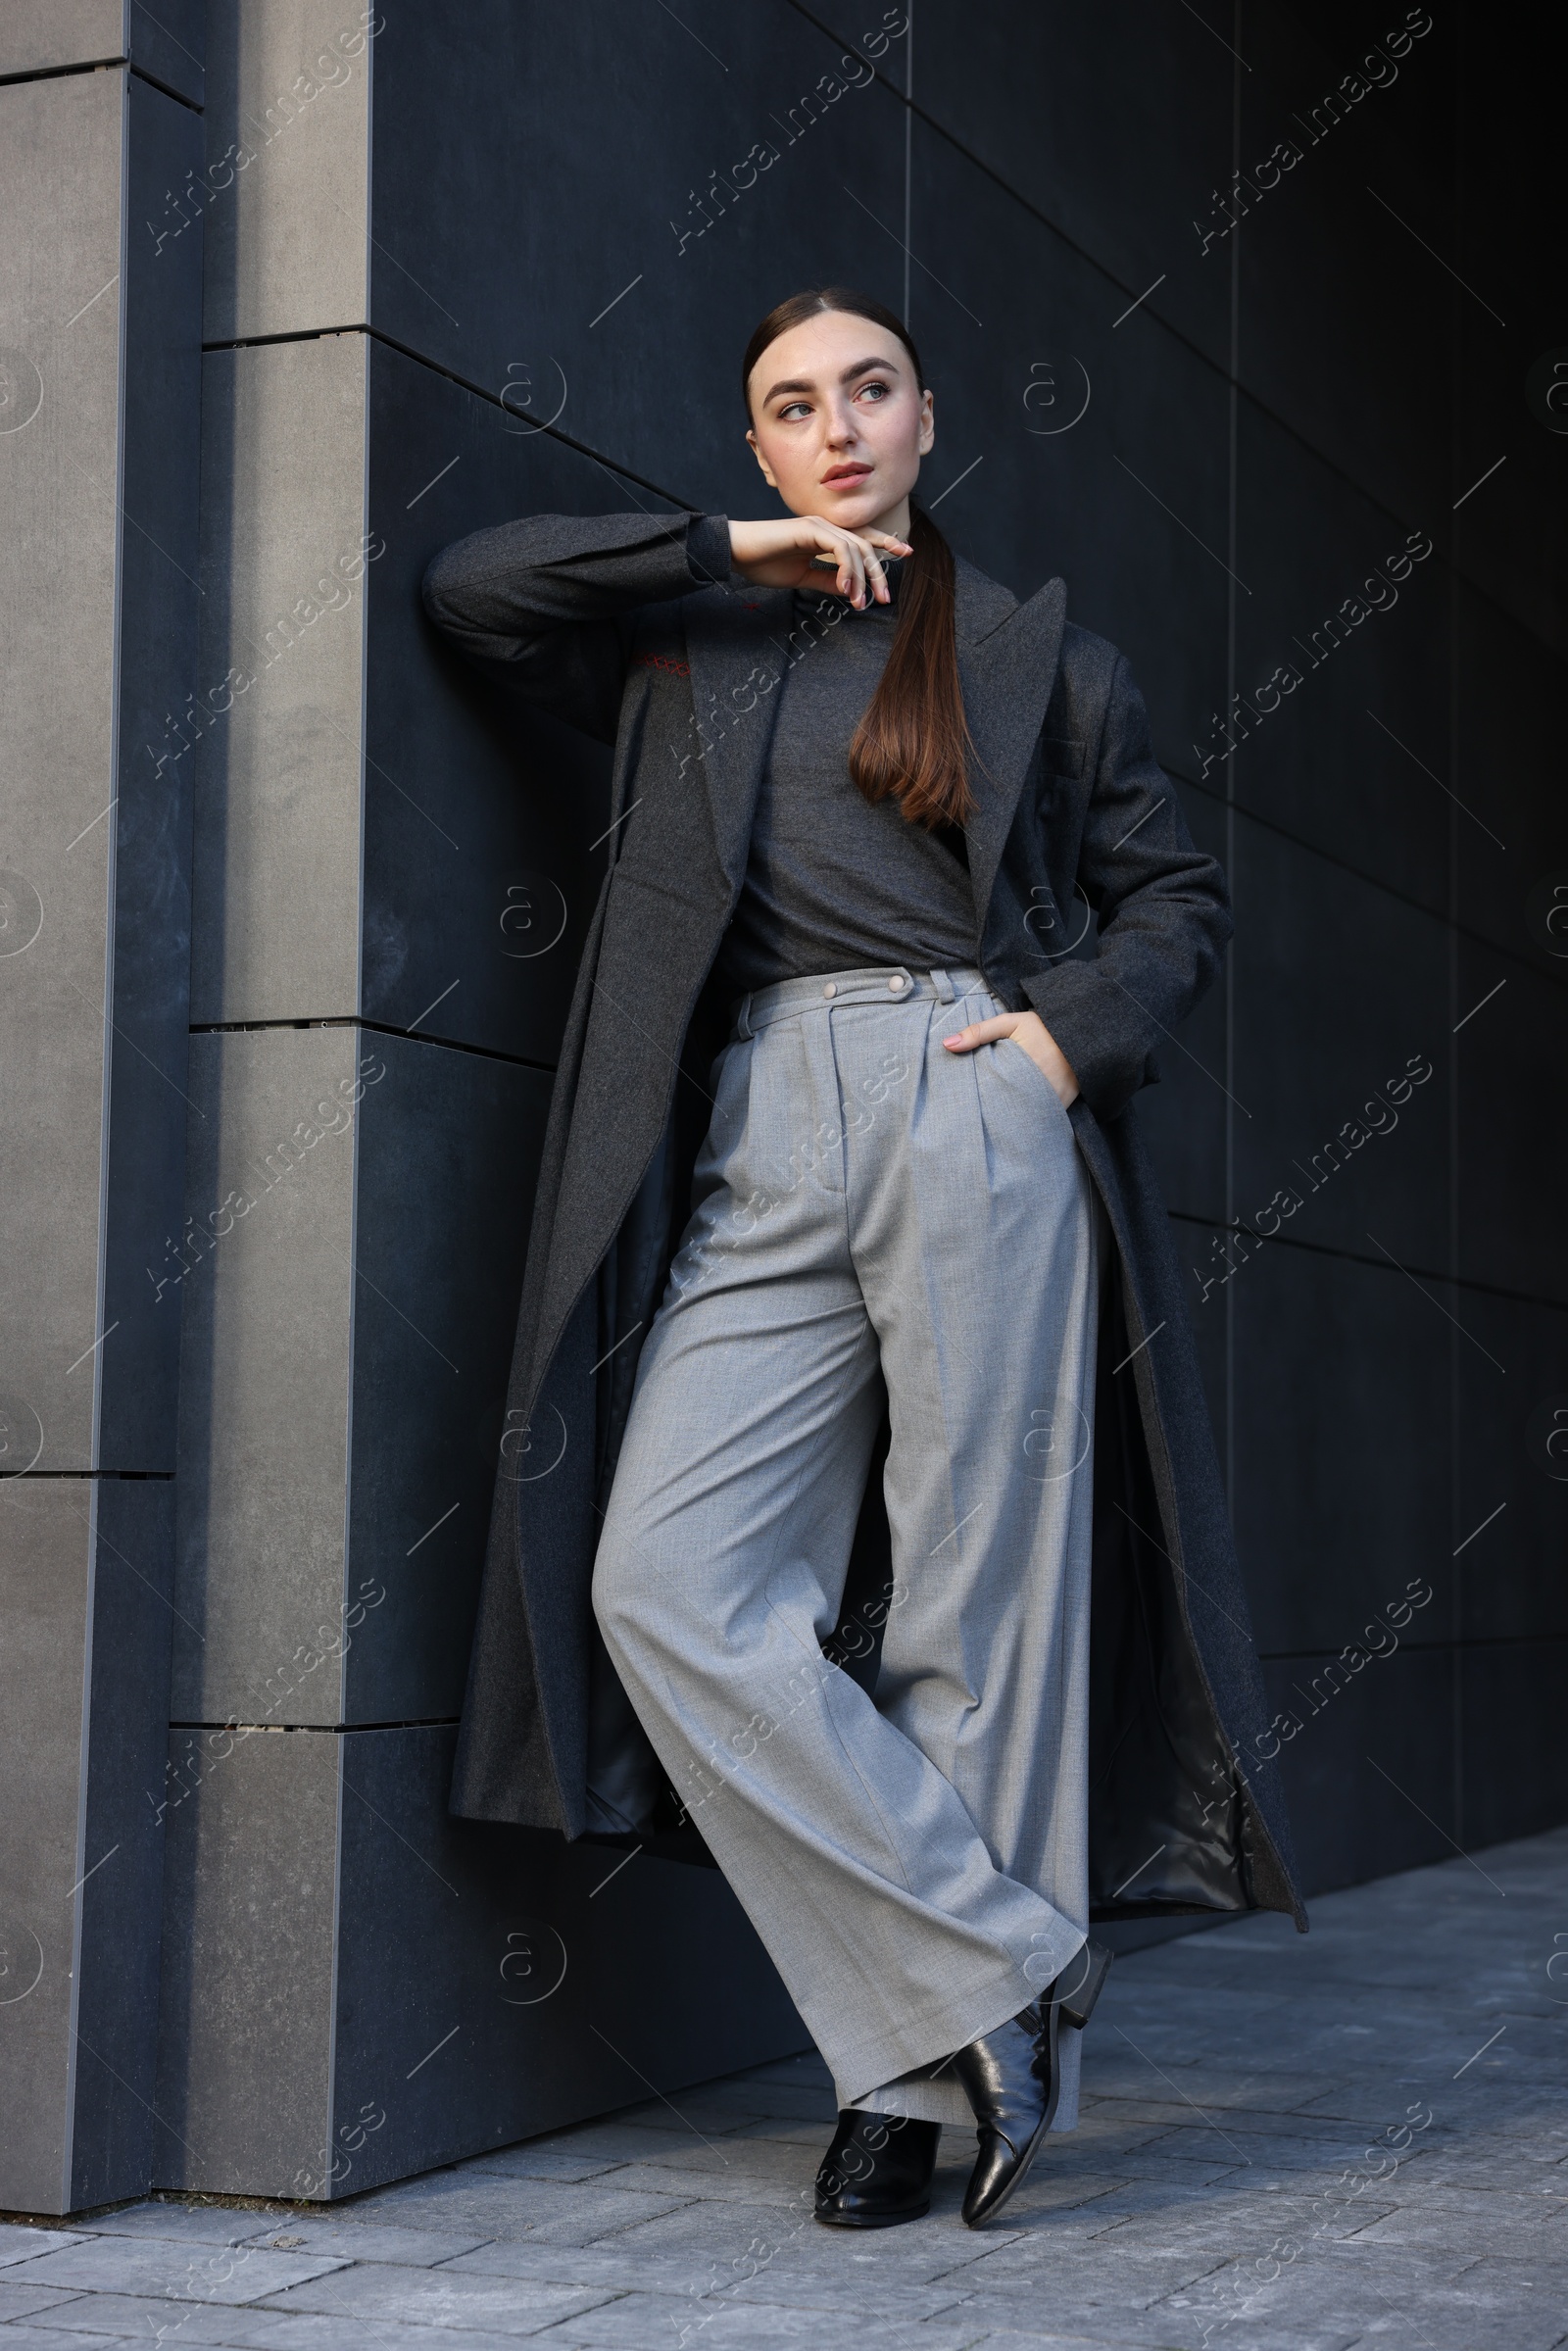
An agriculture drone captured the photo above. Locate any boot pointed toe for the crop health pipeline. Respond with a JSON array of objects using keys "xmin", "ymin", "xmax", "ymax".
[
  {"xmin": 955, "ymin": 1996, "xmax": 1060, "ymax": 2228},
  {"xmin": 955, "ymin": 1941, "xmax": 1112, "ymax": 2228}
]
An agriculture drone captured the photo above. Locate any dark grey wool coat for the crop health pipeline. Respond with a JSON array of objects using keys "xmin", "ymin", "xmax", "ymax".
[{"xmin": 421, "ymin": 510, "xmax": 1306, "ymax": 1934}]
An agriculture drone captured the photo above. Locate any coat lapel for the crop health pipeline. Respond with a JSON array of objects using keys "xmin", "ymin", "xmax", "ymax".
[{"xmin": 956, "ymin": 558, "xmax": 1068, "ymax": 949}]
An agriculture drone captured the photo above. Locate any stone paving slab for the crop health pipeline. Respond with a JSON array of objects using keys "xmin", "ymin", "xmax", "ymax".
[
  {"xmin": 1163, "ymin": 2246, "xmax": 1568, "ymax": 2351},
  {"xmin": 1123, "ymin": 2127, "xmax": 1387, "ymax": 2175},
  {"xmin": 966, "ymin": 2335, "xmax": 1359, "ymax": 2351},
  {"xmin": 312, "ymin": 2246, "xmax": 777, "ymax": 2301},
  {"xmin": 1059, "ymin": 2146, "xmax": 1243, "ymax": 2187},
  {"xmin": 0, "ymin": 2242, "xmax": 351, "ymax": 2306},
  {"xmin": 544, "ymin": 2196, "xmax": 818, "ymax": 2263},
  {"xmin": 0, "ymin": 2333, "xmax": 153, "ymax": 2351},
  {"xmin": 0, "ymin": 2291, "xmax": 79, "ymax": 2327},
  {"xmin": 1352, "ymin": 2178, "xmax": 1568, "ymax": 2225},
  {"xmin": 0, "ymin": 2241, "xmax": 83, "ymax": 2277},
  {"xmin": 22, "ymin": 2304, "xmax": 542, "ymax": 2351},
  {"xmin": 233, "ymin": 2226, "xmax": 494, "ymax": 2269},
  {"xmin": 719, "ymin": 2268, "xmax": 980, "ymax": 2324},
  {"xmin": 254, "ymin": 2267, "xmax": 616, "ymax": 2336},
  {"xmin": 1410, "ymin": 2146, "xmax": 1568, "ymax": 2190},
  {"xmin": 298, "ymin": 2177, "xmax": 691, "ymax": 2247},
  {"xmin": 443, "ymin": 2152, "xmax": 621, "ymax": 2187},
  {"xmin": 24, "ymin": 2295, "xmax": 286, "ymax": 2344},
  {"xmin": 553, "ymin": 2146, "xmax": 820, "ymax": 2208},
  {"xmin": 79, "ymin": 2206, "xmax": 284, "ymax": 2248},
  {"xmin": 542, "ymin": 2296, "xmax": 983, "ymax": 2348},
  {"xmin": 1073, "ymin": 2094, "xmax": 1369, "ymax": 2138},
  {"xmin": 458, "ymin": 2125, "xmax": 703, "ymax": 2177}
]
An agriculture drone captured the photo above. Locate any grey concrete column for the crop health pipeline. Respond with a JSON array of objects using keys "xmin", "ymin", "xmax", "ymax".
[
  {"xmin": 153, "ymin": 2, "xmax": 804, "ymax": 2200},
  {"xmin": 0, "ymin": 26, "xmax": 203, "ymax": 2212}
]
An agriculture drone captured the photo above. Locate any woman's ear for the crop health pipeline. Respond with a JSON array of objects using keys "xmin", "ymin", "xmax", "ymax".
[
  {"xmin": 917, "ymin": 389, "xmax": 935, "ymax": 458},
  {"xmin": 746, "ymin": 426, "xmax": 779, "ymax": 489}
]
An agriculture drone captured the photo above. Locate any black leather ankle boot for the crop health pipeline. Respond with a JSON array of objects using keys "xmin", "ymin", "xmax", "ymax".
[
  {"xmin": 952, "ymin": 1996, "xmax": 1059, "ymax": 2227},
  {"xmin": 955, "ymin": 1939, "xmax": 1113, "ymax": 2228},
  {"xmin": 814, "ymin": 2109, "xmax": 942, "ymax": 2228}
]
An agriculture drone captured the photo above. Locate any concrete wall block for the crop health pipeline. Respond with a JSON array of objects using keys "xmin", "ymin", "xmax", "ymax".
[
  {"xmin": 0, "ymin": 1, "xmax": 124, "ymax": 76},
  {"xmin": 190, "ymin": 333, "xmax": 369, "ymax": 1025},
  {"xmin": 172, "ymin": 1025, "xmax": 548, "ymax": 1727},
  {"xmin": 101, "ymin": 72, "xmax": 206, "ymax": 1468},
  {"xmin": 0, "ymin": 2, "xmax": 201, "ymax": 103},
  {"xmin": 2, "ymin": 69, "xmax": 127, "ymax": 1472},
  {"xmin": 0, "ymin": 1479, "xmax": 96, "ymax": 2214},
  {"xmin": 68, "ymin": 1476, "xmax": 180, "ymax": 2211},
  {"xmin": 201, "ymin": 0, "xmax": 373, "ymax": 344},
  {"xmin": 0, "ymin": 1477, "xmax": 175, "ymax": 2215},
  {"xmin": 172, "ymin": 1025, "xmax": 360, "ymax": 1726},
  {"xmin": 154, "ymin": 1722, "xmax": 805, "ymax": 2199},
  {"xmin": 152, "ymin": 1710, "xmax": 339, "ymax": 2195},
  {"xmin": 193, "ymin": 329, "xmax": 647, "ymax": 1053},
  {"xmin": 1, "ymin": 68, "xmax": 202, "ymax": 1472}
]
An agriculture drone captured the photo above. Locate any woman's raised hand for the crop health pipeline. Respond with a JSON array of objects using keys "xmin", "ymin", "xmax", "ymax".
[{"xmin": 725, "ymin": 516, "xmax": 913, "ymax": 609}]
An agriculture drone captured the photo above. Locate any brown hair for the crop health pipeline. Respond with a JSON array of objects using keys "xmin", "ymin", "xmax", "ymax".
[{"xmin": 741, "ymin": 287, "xmax": 976, "ymax": 831}]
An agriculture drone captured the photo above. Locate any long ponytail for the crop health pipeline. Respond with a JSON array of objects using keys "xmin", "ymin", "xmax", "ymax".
[
  {"xmin": 741, "ymin": 288, "xmax": 976, "ymax": 832},
  {"xmin": 848, "ymin": 501, "xmax": 973, "ymax": 829}
]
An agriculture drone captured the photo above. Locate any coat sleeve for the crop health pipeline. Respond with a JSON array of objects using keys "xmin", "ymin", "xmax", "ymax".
[
  {"xmin": 1020, "ymin": 655, "xmax": 1232, "ymax": 1122},
  {"xmin": 420, "ymin": 510, "xmax": 733, "ymax": 746}
]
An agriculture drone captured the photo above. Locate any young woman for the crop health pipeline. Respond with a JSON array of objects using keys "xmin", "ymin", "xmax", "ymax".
[{"xmin": 422, "ymin": 288, "xmax": 1303, "ymax": 2231}]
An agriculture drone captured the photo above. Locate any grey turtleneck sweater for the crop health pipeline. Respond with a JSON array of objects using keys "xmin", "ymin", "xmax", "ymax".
[{"xmin": 710, "ymin": 553, "xmax": 977, "ymax": 998}]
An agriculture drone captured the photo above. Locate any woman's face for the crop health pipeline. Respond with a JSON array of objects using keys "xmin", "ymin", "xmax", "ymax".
[{"xmin": 745, "ymin": 309, "xmax": 934, "ymax": 536}]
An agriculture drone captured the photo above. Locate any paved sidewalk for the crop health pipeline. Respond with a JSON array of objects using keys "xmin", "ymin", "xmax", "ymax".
[{"xmin": 4, "ymin": 1827, "xmax": 1567, "ymax": 2349}]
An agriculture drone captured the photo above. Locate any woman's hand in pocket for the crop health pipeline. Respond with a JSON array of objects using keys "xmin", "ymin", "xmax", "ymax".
[{"xmin": 943, "ymin": 1008, "xmax": 1080, "ymax": 1108}]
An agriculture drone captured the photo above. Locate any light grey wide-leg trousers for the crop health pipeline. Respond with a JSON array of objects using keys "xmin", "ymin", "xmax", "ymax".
[{"xmin": 592, "ymin": 963, "xmax": 1104, "ymax": 2128}]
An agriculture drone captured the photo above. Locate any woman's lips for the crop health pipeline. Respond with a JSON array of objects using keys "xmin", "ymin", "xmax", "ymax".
[{"xmin": 821, "ymin": 465, "xmax": 872, "ymax": 486}]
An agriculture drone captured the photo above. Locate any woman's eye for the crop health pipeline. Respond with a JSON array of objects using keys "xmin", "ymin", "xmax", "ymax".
[
  {"xmin": 778, "ymin": 401, "xmax": 811, "ymax": 421},
  {"xmin": 856, "ymin": 380, "xmax": 890, "ymax": 403}
]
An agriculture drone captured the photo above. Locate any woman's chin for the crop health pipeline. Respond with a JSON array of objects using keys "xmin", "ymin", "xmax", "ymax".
[
  {"xmin": 815, "ymin": 481, "xmax": 879, "ymax": 518},
  {"xmin": 837, "ymin": 498, "xmax": 901, "ymax": 539}
]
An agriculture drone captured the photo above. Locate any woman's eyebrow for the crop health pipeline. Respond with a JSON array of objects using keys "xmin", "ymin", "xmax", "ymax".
[{"xmin": 761, "ymin": 355, "xmax": 902, "ymax": 405}]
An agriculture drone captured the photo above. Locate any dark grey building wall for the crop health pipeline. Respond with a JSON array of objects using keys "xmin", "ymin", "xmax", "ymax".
[
  {"xmin": 337, "ymin": 0, "xmax": 1568, "ymax": 1906},
  {"xmin": 3, "ymin": 0, "xmax": 1562, "ymax": 2212}
]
